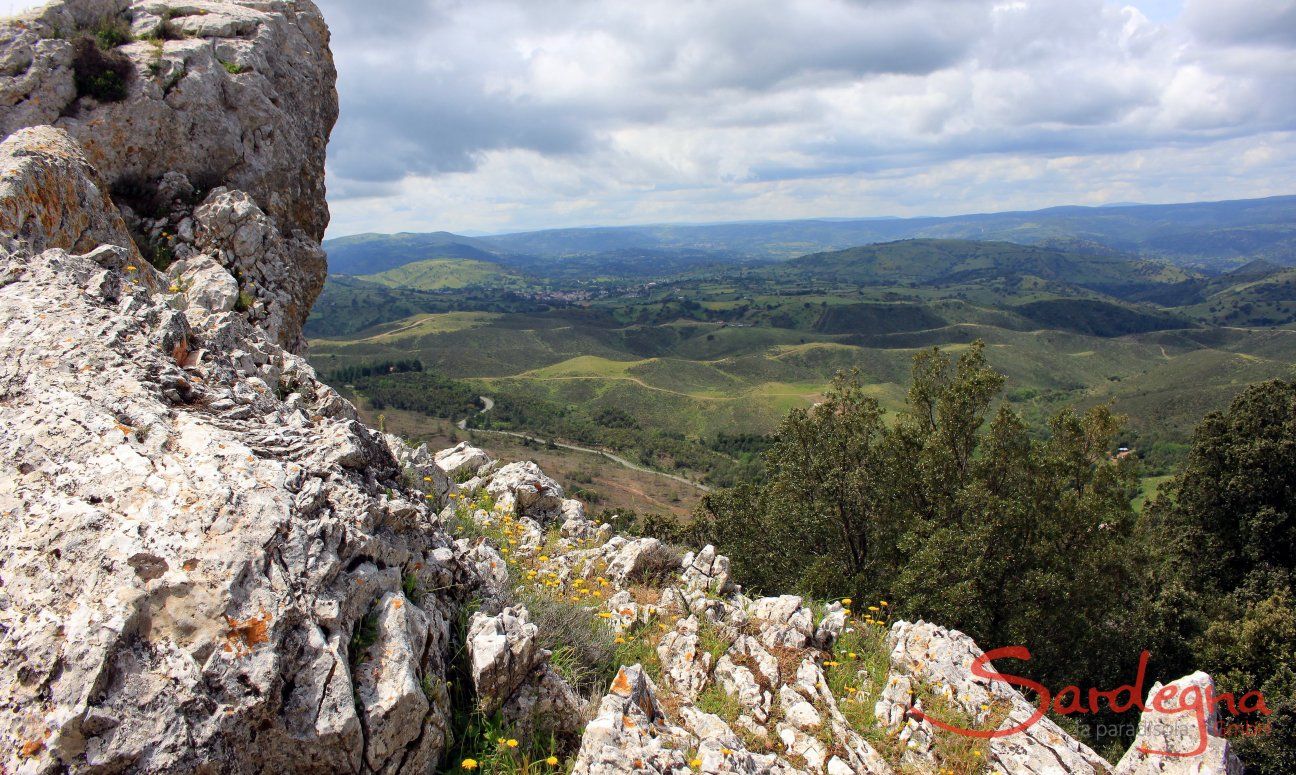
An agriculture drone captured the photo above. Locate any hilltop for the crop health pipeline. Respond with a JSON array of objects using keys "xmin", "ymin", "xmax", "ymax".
[
  {"xmin": 324, "ymin": 194, "xmax": 1296, "ymax": 276},
  {"xmin": 308, "ymin": 236, "xmax": 1296, "ymax": 482}
]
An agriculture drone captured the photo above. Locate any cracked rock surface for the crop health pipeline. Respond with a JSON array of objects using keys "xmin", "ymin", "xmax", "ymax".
[{"xmin": 1, "ymin": 0, "xmax": 336, "ymax": 350}]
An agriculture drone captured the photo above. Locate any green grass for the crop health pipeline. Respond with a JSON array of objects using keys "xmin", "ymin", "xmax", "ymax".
[
  {"xmin": 308, "ymin": 240, "xmax": 1296, "ymax": 480},
  {"xmin": 361, "ymin": 258, "xmax": 525, "ymax": 291}
]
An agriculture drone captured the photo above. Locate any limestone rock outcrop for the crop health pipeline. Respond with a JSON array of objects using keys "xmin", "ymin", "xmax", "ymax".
[
  {"xmin": 434, "ymin": 441, "xmax": 494, "ymax": 480},
  {"xmin": 1114, "ymin": 672, "xmax": 1244, "ymax": 775},
  {"xmin": 1, "ymin": 0, "xmax": 337, "ymax": 349},
  {"xmin": 0, "ymin": 127, "xmax": 462, "ymax": 773}
]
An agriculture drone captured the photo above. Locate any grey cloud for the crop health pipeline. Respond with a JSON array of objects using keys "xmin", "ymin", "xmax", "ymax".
[
  {"xmin": 317, "ymin": 0, "xmax": 990, "ymax": 185},
  {"xmin": 1185, "ymin": 0, "xmax": 1296, "ymax": 47},
  {"xmin": 314, "ymin": 0, "xmax": 1296, "ymax": 235}
]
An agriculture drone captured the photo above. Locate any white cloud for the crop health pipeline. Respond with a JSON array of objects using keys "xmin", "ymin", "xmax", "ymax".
[{"xmin": 315, "ymin": 0, "xmax": 1296, "ymax": 236}]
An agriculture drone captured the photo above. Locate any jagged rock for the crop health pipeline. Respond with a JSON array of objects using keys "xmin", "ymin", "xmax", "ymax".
[
  {"xmin": 0, "ymin": 128, "xmax": 459, "ymax": 774},
  {"xmin": 191, "ymin": 187, "xmax": 326, "ymax": 349},
  {"xmin": 168, "ymin": 254, "xmax": 238, "ymax": 313},
  {"xmin": 682, "ymin": 544, "xmax": 737, "ymax": 596},
  {"xmin": 880, "ymin": 621, "xmax": 1112, "ymax": 775},
  {"xmin": 749, "ymin": 595, "xmax": 814, "ymax": 649},
  {"xmin": 589, "ymin": 535, "xmax": 681, "ymax": 584},
  {"xmin": 715, "ymin": 654, "xmax": 773, "ymax": 724},
  {"xmin": 486, "ymin": 460, "xmax": 565, "ymax": 520},
  {"xmin": 571, "ymin": 665, "xmax": 693, "ymax": 775},
  {"xmin": 779, "ymin": 685, "xmax": 823, "ymax": 731},
  {"xmin": 678, "ymin": 705, "xmax": 793, "ymax": 774},
  {"xmin": 466, "ymin": 606, "xmax": 545, "ymax": 713},
  {"xmin": 812, "ymin": 602, "xmax": 848, "ymax": 650},
  {"xmin": 0, "ymin": 126, "xmax": 140, "ymax": 258},
  {"xmin": 434, "ymin": 441, "xmax": 495, "ymax": 478},
  {"xmin": 658, "ymin": 614, "xmax": 713, "ymax": 701},
  {"xmin": 500, "ymin": 665, "xmax": 587, "ymax": 743},
  {"xmin": 1114, "ymin": 672, "xmax": 1244, "ymax": 775},
  {"xmin": 0, "ymin": 0, "xmax": 337, "ymax": 350},
  {"xmin": 353, "ymin": 592, "xmax": 450, "ymax": 774},
  {"xmin": 560, "ymin": 498, "xmax": 613, "ymax": 542},
  {"xmin": 384, "ymin": 433, "xmax": 452, "ymax": 507}
]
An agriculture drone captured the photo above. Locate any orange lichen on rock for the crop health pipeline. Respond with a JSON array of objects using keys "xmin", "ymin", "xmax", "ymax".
[{"xmin": 223, "ymin": 611, "xmax": 271, "ymax": 656}]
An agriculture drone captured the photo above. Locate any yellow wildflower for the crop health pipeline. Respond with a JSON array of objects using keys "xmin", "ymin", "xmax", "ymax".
[
  {"xmin": 546, "ymin": 756, "xmax": 559, "ymax": 766},
  {"xmin": 461, "ymin": 759, "xmax": 478, "ymax": 770}
]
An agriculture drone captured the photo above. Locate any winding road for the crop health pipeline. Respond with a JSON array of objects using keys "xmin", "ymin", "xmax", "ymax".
[{"xmin": 458, "ymin": 396, "xmax": 711, "ymax": 493}]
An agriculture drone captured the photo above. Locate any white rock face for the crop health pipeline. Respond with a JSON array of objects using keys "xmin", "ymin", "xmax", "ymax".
[
  {"xmin": 878, "ymin": 621, "xmax": 1113, "ymax": 775},
  {"xmin": 434, "ymin": 441, "xmax": 495, "ymax": 479},
  {"xmin": 486, "ymin": 460, "xmax": 565, "ymax": 520},
  {"xmin": 467, "ymin": 606, "xmax": 545, "ymax": 713},
  {"xmin": 0, "ymin": 0, "xmax": 337, "ymax": 349},
  {"xmin": 1114, "ymin": 672, "xmax": 1244, "ymax": 775},
  {"xmin": 657, "ymin": 614, "xmax": 712, "ymax": 702},
  {"xmin": 570, "ymin": 665, "xmax": 693, "ymax": 775},
  {"xmin": 170, "ymin": 254, "xmax": 238, "ymax": 313},
  {"xmin": 682, "ymin": 544, "xmax": 737, "ymax": 596},
  {"xmin": 0, "ymin": 128, "xmax": 468, "ymax": 773}
]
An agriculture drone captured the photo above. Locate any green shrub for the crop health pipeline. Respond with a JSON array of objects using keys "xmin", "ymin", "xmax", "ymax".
[
  {"xmin": 72, "ymin": 37, "xmax": 131, "ymax": 102},
  {"xmin": 91, "ymin": 16, "xmax": 132, "ymax": 48},
  {"xmin": 521, "ymin": 591, "xmax": 619, "ymax": 699},
  {"xmin": 348, "ymin": 606, "xmax": 380, "ymax": 668}
]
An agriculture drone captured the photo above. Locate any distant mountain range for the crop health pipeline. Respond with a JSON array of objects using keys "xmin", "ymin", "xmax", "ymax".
[{"xmin": 324, "ymin": 194, "xmax": 1296, "ymax": 276}]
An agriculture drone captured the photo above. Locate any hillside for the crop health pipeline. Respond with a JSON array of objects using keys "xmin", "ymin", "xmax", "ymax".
[
  {"xmin": 324, "ymin": 194, "xmax": 1296, "ymax": 276},
  {"xmin": 361, "ymin": 257, "xmax": 528, "ymax": 290},
  {"xmin": 783, "ymin": 239, "xmax": 1194, "ymax": 293},
  {"xmin": 309, "ymin": 237, "xmax": 1296, "ymax": 479},
  {"xmin": 326, "ymin": 231, "xmax": 502, "ymax": 275}
]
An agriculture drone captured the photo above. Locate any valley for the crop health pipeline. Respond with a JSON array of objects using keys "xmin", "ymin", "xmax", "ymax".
[{"xmin": 307, "ymin": 198, "xmax": 1296, "ymax": 491}]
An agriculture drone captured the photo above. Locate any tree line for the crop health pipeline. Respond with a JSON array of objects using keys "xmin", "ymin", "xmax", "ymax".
[{"xmin": 643, "ymin": 342, "xmax": 1292, "ymax": 770}]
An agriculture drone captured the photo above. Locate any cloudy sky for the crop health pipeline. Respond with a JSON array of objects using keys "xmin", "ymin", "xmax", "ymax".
[{"xmin": 312, "ymin": 0, "xmax": 1296, "ymax": 237}]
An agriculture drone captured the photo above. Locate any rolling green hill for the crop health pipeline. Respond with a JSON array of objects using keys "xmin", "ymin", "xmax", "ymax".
[
  {"xmin": 360, "ymin": 258, "xmax": 526, "ymax": 290},
  {"xmin": 308, "ymin": 236, "xmax": 1296, "ymax": 484},
  {"xmin": 784, "ymin": 239, "xmax": 1194, "ymax": 293},
  {"xmin": 326, "ymin": 231, "xmax": 501, "ymax": 275},
  {"xmin": 322, "ymin": 195, "xmax": 1296, "ymax": 278}
]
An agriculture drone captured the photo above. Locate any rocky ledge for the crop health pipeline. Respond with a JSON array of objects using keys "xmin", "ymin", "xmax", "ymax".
[{"xmin": 1, "ymin": 0, "xmax": 337, "ymax": 350}]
